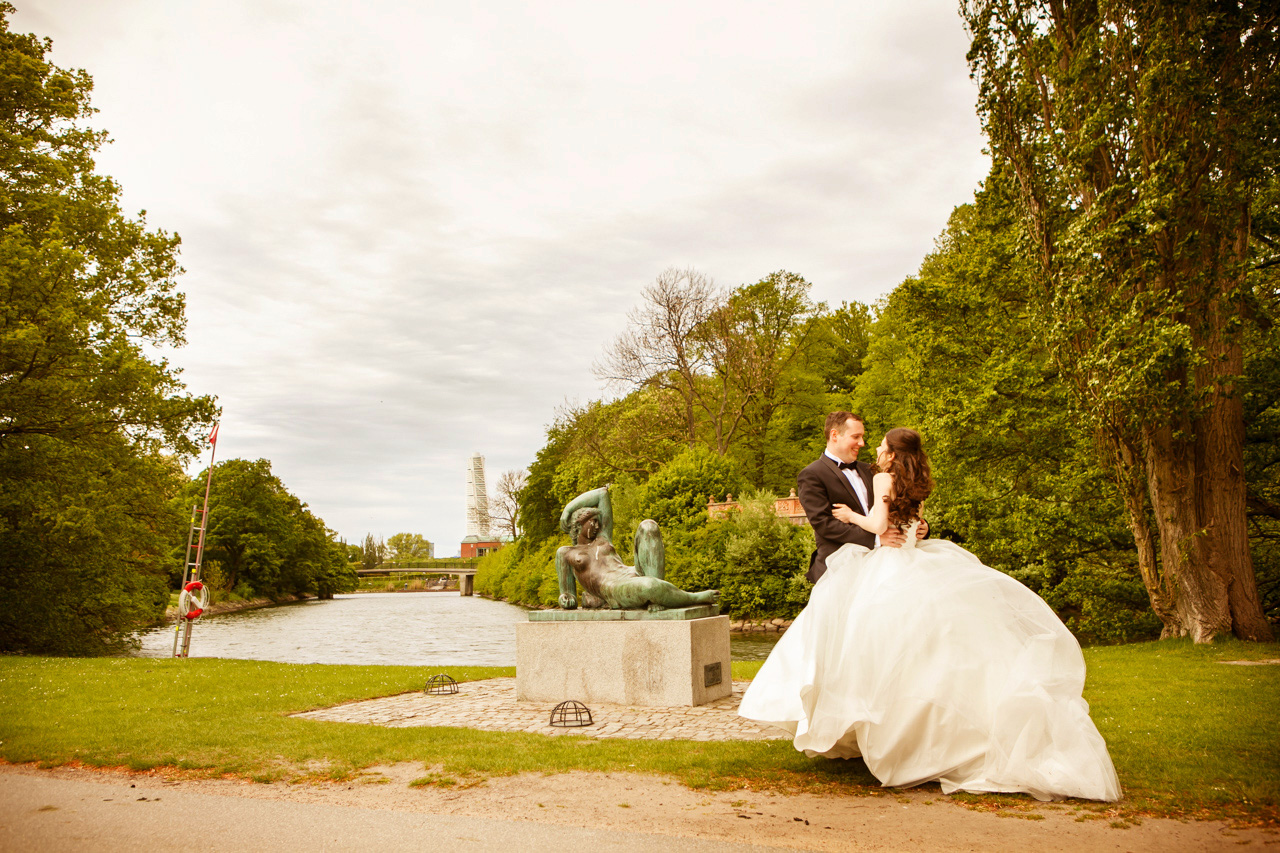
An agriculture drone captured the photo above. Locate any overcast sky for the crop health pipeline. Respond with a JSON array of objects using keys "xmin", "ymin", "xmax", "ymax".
[{"xmin": 15, "ymin": 1, "xmax": 988, "ymax": 556}]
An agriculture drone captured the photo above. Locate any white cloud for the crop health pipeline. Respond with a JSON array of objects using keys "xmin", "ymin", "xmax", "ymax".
[{"xmin": 16, "ymin": 0, "xmax": 988, "ymax": 553}]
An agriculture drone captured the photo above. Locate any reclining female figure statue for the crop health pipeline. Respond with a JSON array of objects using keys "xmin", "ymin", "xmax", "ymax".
[{"xmin": 555, "ymin": 485, "xmax": 719, "ymax": 611}]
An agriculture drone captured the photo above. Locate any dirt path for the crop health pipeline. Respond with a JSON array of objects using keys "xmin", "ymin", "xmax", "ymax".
[{"xmin": 2, "ymin": 763, "xmax": 1273, "ymax": 852}]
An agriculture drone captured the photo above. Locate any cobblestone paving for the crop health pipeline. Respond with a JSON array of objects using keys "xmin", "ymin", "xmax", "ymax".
[{"xmin": 293, "ymin": 678, "xmax": 792, "ymax": 742}]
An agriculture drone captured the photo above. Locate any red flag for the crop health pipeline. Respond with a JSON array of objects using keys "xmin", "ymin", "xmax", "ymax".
[{"xmin": 208, "ymin": 422, "xmax": 219, "ymax": 446}]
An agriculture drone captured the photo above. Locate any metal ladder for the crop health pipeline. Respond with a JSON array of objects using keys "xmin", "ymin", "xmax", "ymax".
[{"xmin": 173, "ymin": 503, "xmax": 208, "ymax": 658}]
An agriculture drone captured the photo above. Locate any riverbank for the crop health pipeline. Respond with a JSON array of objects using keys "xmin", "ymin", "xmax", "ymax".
[
  {"xmin": 162, "ymin": 587, "xmax": 467, "ymax": 621},
  {"xmin": 161, "ymin": 593, "xmax": 313, "ymax": 624},
  {"xmin": 730, "ymin": 617, "xmax": 794, "ymax": 634}
]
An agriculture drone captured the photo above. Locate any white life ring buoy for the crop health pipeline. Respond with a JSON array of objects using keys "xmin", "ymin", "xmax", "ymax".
[{"xmin": 179, "ymin": 581, "xmax": 209, "ymax": 620}]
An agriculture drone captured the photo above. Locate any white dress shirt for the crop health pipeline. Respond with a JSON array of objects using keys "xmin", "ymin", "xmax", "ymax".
[{"xmin": 825, "ymin": 450, "xmax": 879, "ymax": 548}]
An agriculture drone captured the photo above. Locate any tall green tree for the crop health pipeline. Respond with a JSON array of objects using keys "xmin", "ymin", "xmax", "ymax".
[
  {"xmin": 594, "ymin": 267, "xmax": 722, "ymax": 449},
  {"xmin": 517, "ymin": 420, "xmax": 576, "ymax": 543},
  {"xmin": 856, "ymin": 178, "xmax": 1159, "ymax": 643},
  {"xmin": 812, "ymin": 300, "xmax": 873, "ymax": 398},
  {"xmin": 295, "ymin": 513, "xmax": 356, "ymax": 600},
  {"xmin": 593, "ymin": 268, "xmax": 829, "ymax": 490},
  {"xmin": 385, "ymin": 532, "xmax": 433, "ymax": 560},
  {"xmin": 188, "ymin": 459, "xmax": 352, "ymax": 599},
  {"xmin": 0, "ymin": 7, "xmax": 216, "ymax": 654},
  {"xmin": 965, "ymin": 0, "xmax": 1278, "ymax": 640},
  {"xmin": 360, "ymin": 533, "xmax": 381, "ymax": 572},
  {"xmin": 713, "ymin": 271, "xmax": 828, "ymax": 492},
  {"xmin": 554, "ymin": 391, "xmax": 682, "ymax": 482}
]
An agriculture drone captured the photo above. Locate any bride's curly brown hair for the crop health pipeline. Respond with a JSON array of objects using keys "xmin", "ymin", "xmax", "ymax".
[{"xmin": 877, "ymin": 427, "xmax": 935, "ymax": 526}]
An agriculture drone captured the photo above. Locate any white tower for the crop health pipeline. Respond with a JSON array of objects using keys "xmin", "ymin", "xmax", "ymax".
[{"xmin": 466, "ymin": 452, "xmax": 491, "ymax": 539}]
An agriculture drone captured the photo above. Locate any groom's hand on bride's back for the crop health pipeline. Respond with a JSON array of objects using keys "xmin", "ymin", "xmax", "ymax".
[{"xmin": 880, "ymin": 520, "xmax": 928, "ymax": 549}]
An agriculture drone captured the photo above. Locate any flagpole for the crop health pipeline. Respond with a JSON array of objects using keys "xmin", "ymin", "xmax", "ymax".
[{"xmin": 194, "ymin": 422, "xmax": 219, "ymax": 577}]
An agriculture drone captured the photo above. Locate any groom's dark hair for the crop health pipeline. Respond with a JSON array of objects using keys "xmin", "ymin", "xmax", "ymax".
[{"xmin": 824, "ymin": 411, "xmax": 862, "ymax": 437}]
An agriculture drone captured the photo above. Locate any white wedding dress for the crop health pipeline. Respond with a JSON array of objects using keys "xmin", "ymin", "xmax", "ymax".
[{"xmin": 738, "ymin": 523, "xmax": 1121, "ymax": 802}]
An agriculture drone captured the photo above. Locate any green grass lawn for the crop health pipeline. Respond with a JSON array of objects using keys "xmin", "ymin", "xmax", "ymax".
[{"xmin": 0, "ymin": 638, "xmax": 1276, "ymax": 823}]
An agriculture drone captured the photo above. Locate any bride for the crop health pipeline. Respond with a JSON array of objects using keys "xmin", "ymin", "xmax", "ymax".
[{"xmin": 738, "ymin": 427, "xmax": 1121, "ymax": 802}]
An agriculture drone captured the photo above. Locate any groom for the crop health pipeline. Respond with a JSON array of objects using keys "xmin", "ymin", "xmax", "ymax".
[{"xmin": 797, "ymin": 411, "xmax": 926, "ymax": 582}]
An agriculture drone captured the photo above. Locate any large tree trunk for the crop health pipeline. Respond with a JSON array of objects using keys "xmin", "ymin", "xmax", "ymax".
[
  {"xmin": 1143, "ymin": 420, "xmax": 1231, "ymax": 642},
  {"xmin": 1141, "ymin": 392, "xmax": 1274, "ymax": 642},
  {"xmin": 1140, "ymin": 214, "xmax": 1273, "ymax": 642},
  {"xmin": 1108, "ymin": 434, "xmax": 1180, "ymax": 635},
  {"xmin": 1197, "ymin": 296, "xmax": 1274, "ymax": 641}
]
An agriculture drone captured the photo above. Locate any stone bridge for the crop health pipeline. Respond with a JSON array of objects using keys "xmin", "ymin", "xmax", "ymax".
[{"xmin": 356, "ymin": 559, "xmax": 480, "ymax": 595}]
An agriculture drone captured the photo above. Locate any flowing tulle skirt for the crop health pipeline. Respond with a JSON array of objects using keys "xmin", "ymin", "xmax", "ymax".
[{"xmin": 738, "ymin": 538, "xmax": 1121, "ymax": 802}]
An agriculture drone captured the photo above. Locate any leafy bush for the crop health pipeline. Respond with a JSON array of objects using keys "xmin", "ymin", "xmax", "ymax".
[
  {"xmin": 636, "ymin": 446, "xmax": 743, "ymax": 533},
  {"xmin": 1044, "ymin": 558, "xmax": 1163, "ymax": 645},
  {"xmin": 474, "ymin": 537, "xmax": 561, "ymax": 608},
  {"xmin": 718, "ymin": 493, "xmax": 814, "ymax": 618},
  {"xmin": 473, "ymin": 540, "xmax": 520, "ymax": 599}
]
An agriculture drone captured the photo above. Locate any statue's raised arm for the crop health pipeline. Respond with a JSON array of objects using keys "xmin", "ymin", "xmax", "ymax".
[{"xmin": 559, "ymin": 485, "xmax": 613, "ymax": 543}]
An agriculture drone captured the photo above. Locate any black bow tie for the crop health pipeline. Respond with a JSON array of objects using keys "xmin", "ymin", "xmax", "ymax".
[{"xmin": 837, "ymin": 461, "xmax": 857, "ymax": 471}]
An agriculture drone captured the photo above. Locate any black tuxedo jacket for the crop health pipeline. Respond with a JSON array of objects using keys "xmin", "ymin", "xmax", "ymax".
[{"xmin": 797, "ymin": 454, "xmax": 877, "ymax": 583}]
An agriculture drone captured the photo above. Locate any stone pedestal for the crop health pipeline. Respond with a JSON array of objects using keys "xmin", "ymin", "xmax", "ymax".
[{"xmin": 516, "ymin": 611, "xmax": 731, "ymax": 707}]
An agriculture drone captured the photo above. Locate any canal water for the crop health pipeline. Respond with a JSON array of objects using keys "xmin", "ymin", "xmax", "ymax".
[{"xmin": 130, "ymin": 593, "xmax": 781, "ymax": 666}]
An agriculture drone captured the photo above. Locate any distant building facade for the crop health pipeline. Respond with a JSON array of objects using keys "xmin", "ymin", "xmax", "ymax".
[{"xmin": 460, "ymin": 536, "xmax": 502, "ymax": 559}]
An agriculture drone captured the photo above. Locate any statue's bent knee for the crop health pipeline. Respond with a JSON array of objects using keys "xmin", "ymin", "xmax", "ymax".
[{"xmin": 634, "ymin": 519, "xmax": 665, "ymax": 580}]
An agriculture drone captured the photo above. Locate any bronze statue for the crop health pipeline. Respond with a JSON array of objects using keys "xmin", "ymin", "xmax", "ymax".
[{"xmin": 555, "ymin": 486, "xmax": 719, "ymax": 611}]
